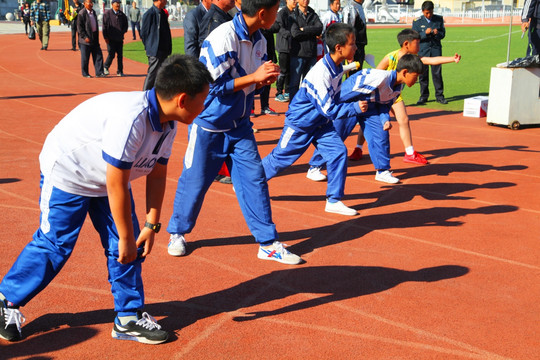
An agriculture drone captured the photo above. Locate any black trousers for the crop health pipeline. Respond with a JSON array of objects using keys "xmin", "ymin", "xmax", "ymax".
[
  {"xmin": 276, "ymin": 52, "xmax": 290, "ymax": 95},
  {"xmin": 131, "ymin": 21, "xmax": 141, "ymax": 40},
  {"xmin": 80, "ymin": 39, "xmax": 104, "ymax": 76},
  {"xmin": 104, "ymin": 40, "xmax": 124, "ymax": 73},
  {"xmin": 419, "ymin": 63, "xmax": 444, "ymax": 100},
  {"xmin": 143, "ymin": 53, "xmax": 167, "ymax": 90},
  {"xmin": 260, "ymin": 85, "xmax": 270, "ymax": 110},
  {"xmin": 526, "ymin": 22, "xmax": 540, "ymax": 56},
  {"xmin": 70, "ymin": 20, "xmax": 78, "ymax": 49}
]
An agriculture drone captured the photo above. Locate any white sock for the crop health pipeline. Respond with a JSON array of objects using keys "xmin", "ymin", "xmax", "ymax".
[
  {"xmin": 405, "ymin": 146, "xmax": 414, "ymax": 156},
  {"xmin": 356, "ymin": 144, "xmax": 363, "ymax": 150}
]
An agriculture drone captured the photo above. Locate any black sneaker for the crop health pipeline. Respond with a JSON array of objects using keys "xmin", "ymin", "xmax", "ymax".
[
  {"xmin": 0, "ymin": 299, "xmax": 25, "ymax": 342},
  {"xmin": 416, "ymin": 97, "xmax": 427, "ymax": 105},
  {"xmin": 111, "ymin": 311, "xmax": 168, "ymax": 345}
]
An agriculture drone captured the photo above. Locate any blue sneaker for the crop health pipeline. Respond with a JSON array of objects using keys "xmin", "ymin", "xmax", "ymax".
[
  {"xmin": 284, "ymin": 93, "xmax": 290, "ymax": 101},
  {"xmin": 258, "ymin": 241, "xmax": 302, "ymax": 265},
  {"xmin": 111, "ymin": 311, "xmax": 168, "ymax": 345},
  {"xmin": 275, "ymin": 93, "xmax": 287, "ymax": 102}
]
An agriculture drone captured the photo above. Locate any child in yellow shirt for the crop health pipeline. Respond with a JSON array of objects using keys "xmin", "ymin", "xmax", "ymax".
[{"xmin": 349, "ymin": 29, "xmax": 460, "ymax": 165}]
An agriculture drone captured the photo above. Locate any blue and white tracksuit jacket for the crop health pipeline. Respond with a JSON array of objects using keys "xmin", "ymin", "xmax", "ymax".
[
  {"xmin": 167, "ymin": 13, "xmax": 278, "ymax": 245},
  {"xmin": 262, "ymin": 53, "xmax": 363, "ymax": 202},
  {"xmin": 310, "ymin": 68, "xmax": 402, "ymax": 171}
]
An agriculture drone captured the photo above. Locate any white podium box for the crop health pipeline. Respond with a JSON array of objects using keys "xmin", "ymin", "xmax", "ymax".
[
  {"xmin": 486, "ymin": 67, "xmax": 540, "ymax": 129},
  {"xmin": 464, "ymin": 96, "xmax": 489, "ymax": 117}
]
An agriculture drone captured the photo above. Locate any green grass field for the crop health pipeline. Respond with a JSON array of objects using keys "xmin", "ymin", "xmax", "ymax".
[{"xmin": 124, "ymin": 25, "xmax": 526, "ymax": 112}]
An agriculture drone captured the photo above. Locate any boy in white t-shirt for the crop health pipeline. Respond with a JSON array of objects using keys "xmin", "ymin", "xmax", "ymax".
[{"xmin": 0, "ymin": 55, "xmax": 212, "ymax": 345}]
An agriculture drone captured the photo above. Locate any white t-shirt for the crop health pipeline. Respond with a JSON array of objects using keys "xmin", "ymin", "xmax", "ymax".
[{"xmin": 39, "ymin": 90, "xmax": 177, "ymax": 197}]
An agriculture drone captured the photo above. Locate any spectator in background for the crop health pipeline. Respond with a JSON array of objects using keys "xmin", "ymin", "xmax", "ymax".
[
  {"xmin": 288, "ymin": 0, "xmax": 323, "ymax": 101},
  {"xmin": 141, "ymin": 0, "xmax": 172, "ymax": 90},
  {"xmin": 260, "ymin": 22, "xmax": 280, "ymax": 116},
  {"xmin": 521, "ymin": 0, "xmax": 540, "ymax": 56},
  {"xmin": 183, "ymin": 0, "xmax": 211, "ymax": 58},
  {"xmin": 103, "ymin": 0, "xmax": 129, "ymax": 77},
  {"xmin": 77, "ymin": 0, "xmax": 105, "ymax": 78},
  {"xmin": 321, "ymin": 0, "xmax": 340, "ymax": 34},
  {"xmin": 342, "ymin": 0, "xmax": 367, "ymax": 72},
  {"xmin": 321, "ymin": 0, "xmax": 341, "ymax": 54},
  {"xmin": 198, "ymin": 0, "xmax": 235, "ymax": 47},
  {"xmin": 412, "ymin": 0, "xmax": 447, "ymax": 104},
  {"xmin": 129, "ymin": 1, "xmax": 142, "ymax": 40},
  {"xmin": 274, "ymin": 0, "xmax": 297, "ymax": 103},
  {"xmin": 68, "ymin": 0, "xmax": 84, "ymax": 51},
  {"xmin": 22, "ymin": 3, "xmax": 31, "ymax": 35},
  {"xmin": 30, "ymin": 0, "xmax": 51, "ymax": 50}
]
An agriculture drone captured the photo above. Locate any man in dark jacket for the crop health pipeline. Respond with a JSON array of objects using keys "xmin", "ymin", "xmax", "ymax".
[
  {"xmin": 141, "ymin": 0, "xmax": 172, "ymax": 90},
  {"xmin": 412, "ymin": 0, "xmax": 447, "ymax": 104},
  {"xmin": 274, "ymin": 0, "xmax": 297, "ymax": 102},
  {"xmin": 68, "ymin": 0, "xmax": 84, "ymax": 51},
  {"xmin": 77, "ymin": 0, "xmax": 104, "ymax": 78},
  {"xmin": 103, "ymin": 0, "xmax": 129, "ymax": 77},
  {"xmin": 522, "ymin": 0, "xmax": 540, "ymax": 56},
  {"xmin": 198, "ymin": 0, "xmax": 235, "ymax": 48},
  {"xmin": 183, "ymin": 0, "xmax": 211, "ymax": 58},
  {"xmin": 288, "ymin": 0, "xmax": 322, "ymax": 100}
]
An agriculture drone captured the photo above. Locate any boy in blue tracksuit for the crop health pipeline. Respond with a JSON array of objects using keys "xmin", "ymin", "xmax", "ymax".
[
  {"xmin": 309, "ymin": 54, "xmax": 425, "ymax": 184},
  {"xmin": 0, "ymin": 55, "xmax": 212, "ymax": 344},
  {"xmin": 167, "ymin": 0, "xmax": 303, "ymax": 265},
  {"xmin": 262, "ymin": 23, "xmax": 368, "ymax": 217}
]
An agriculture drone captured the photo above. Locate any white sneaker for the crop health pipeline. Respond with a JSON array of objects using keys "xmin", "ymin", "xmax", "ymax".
[
  {"xmin": 375, "ymin": 170, "xmax": 399, "ymax": 184},
  {"xmin": 258, "ymin": 241, "xmax": 303, "ymax": 265},
  {"xmin": 306, "ymin": 167, "xmax": 327, "ymax": 181},
  {"xmin": 325, "ymin": 200, "xmax": 358, "ymax": 216},
  {"xmin": 168, "ymin": 234, "xmax": 187, "ymax": 256}
]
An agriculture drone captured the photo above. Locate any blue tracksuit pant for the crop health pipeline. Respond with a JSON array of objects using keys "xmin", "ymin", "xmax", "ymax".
[
  {"xmin": 262, "ymin": 121, "xmax": 347, "ymax": 202},
  {"xmin": 167, "ymin": 122, "xmax": 278, "ymax": 245},
  {"xmin": 310, "ymin": 112, "xmax": 391, "ymax": 171},
  {"xmin": 0, "ymin": 177, "xmax": 144, "ymax": 316}
]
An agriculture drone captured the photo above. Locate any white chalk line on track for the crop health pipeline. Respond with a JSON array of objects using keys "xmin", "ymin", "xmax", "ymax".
[{"xmin": 446, "ymin": 30, "xmax": 522, "ymax": 43}]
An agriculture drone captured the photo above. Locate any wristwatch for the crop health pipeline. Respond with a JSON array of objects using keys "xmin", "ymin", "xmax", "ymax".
[{"xmin": 144, "ymin": 221, "xmax": 161, "ymax": 233}]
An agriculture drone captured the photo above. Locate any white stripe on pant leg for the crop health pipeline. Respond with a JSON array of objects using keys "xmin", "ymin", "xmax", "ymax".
[
  {"xmin": 39, "ymin": 178, "xmax": 54, "ymax": 234},
  {"xmin": 280, "ymin": 126, "xmax": 295, "ymax": 149},
  {"xmin": 184, "ymin": 124, "xmax": 198, "ymax": 169}
]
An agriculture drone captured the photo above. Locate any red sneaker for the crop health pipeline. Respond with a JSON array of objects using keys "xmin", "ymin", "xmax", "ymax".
[
  {"xmin": 349, "ymin": 147, "xmax": 363, "ymax": 161},
  {"xmin": 403, "ymin": 151, "xmax": 428, "ymax": 165}
]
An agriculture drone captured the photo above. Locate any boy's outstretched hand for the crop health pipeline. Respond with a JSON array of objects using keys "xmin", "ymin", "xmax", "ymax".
[{"xmin": 453, "ymin": 53, "xmax": 461, "ymax": 63}]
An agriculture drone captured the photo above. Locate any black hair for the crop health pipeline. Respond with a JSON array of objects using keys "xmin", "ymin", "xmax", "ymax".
[
  {"xmin": 325, "ymin": 23, "xmax": 354, "ymax": 54},
  {"xmin": 397, "ymin": 29, "xmax": 420, "ymax": 47},
  {"xmin": 421, "ymin": 1, "xmax": 434, "ymax": 11},
  {"xmin": 154, "ymin": 55, "xmax": 213, "ymax": 100},
  {"xmin": 396, "ymin": 54, "xmax": 424, "ymax": 74},
  {"xmin": 242, "ymin": 0, "xmax": 279, "ymax": 17},
  {"xmin": 328, "ymin": 0, "xmax": 339, "ymax": 6}
]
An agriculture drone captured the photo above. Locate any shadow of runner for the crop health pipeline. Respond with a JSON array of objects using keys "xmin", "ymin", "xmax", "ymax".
[
  {"xmin": 0, "ymin": 327, "xmax": 98, "ymax": 359},
  {"xmin": 11, "ymin": 265, "xmax": 468, "ymax": 344},
  {"xmin": 184, "ymin": 205, "xmax": 518, "ymax": 256}
]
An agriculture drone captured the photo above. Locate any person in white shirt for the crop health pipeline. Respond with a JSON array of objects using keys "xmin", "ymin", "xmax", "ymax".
[
  {"xmin": 321, "ymin": 0, "xmax": 341, "ymax": 34},
  {"xmin": 0, "ymin": 55, "xmax": 212, "ymax": 345}
]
